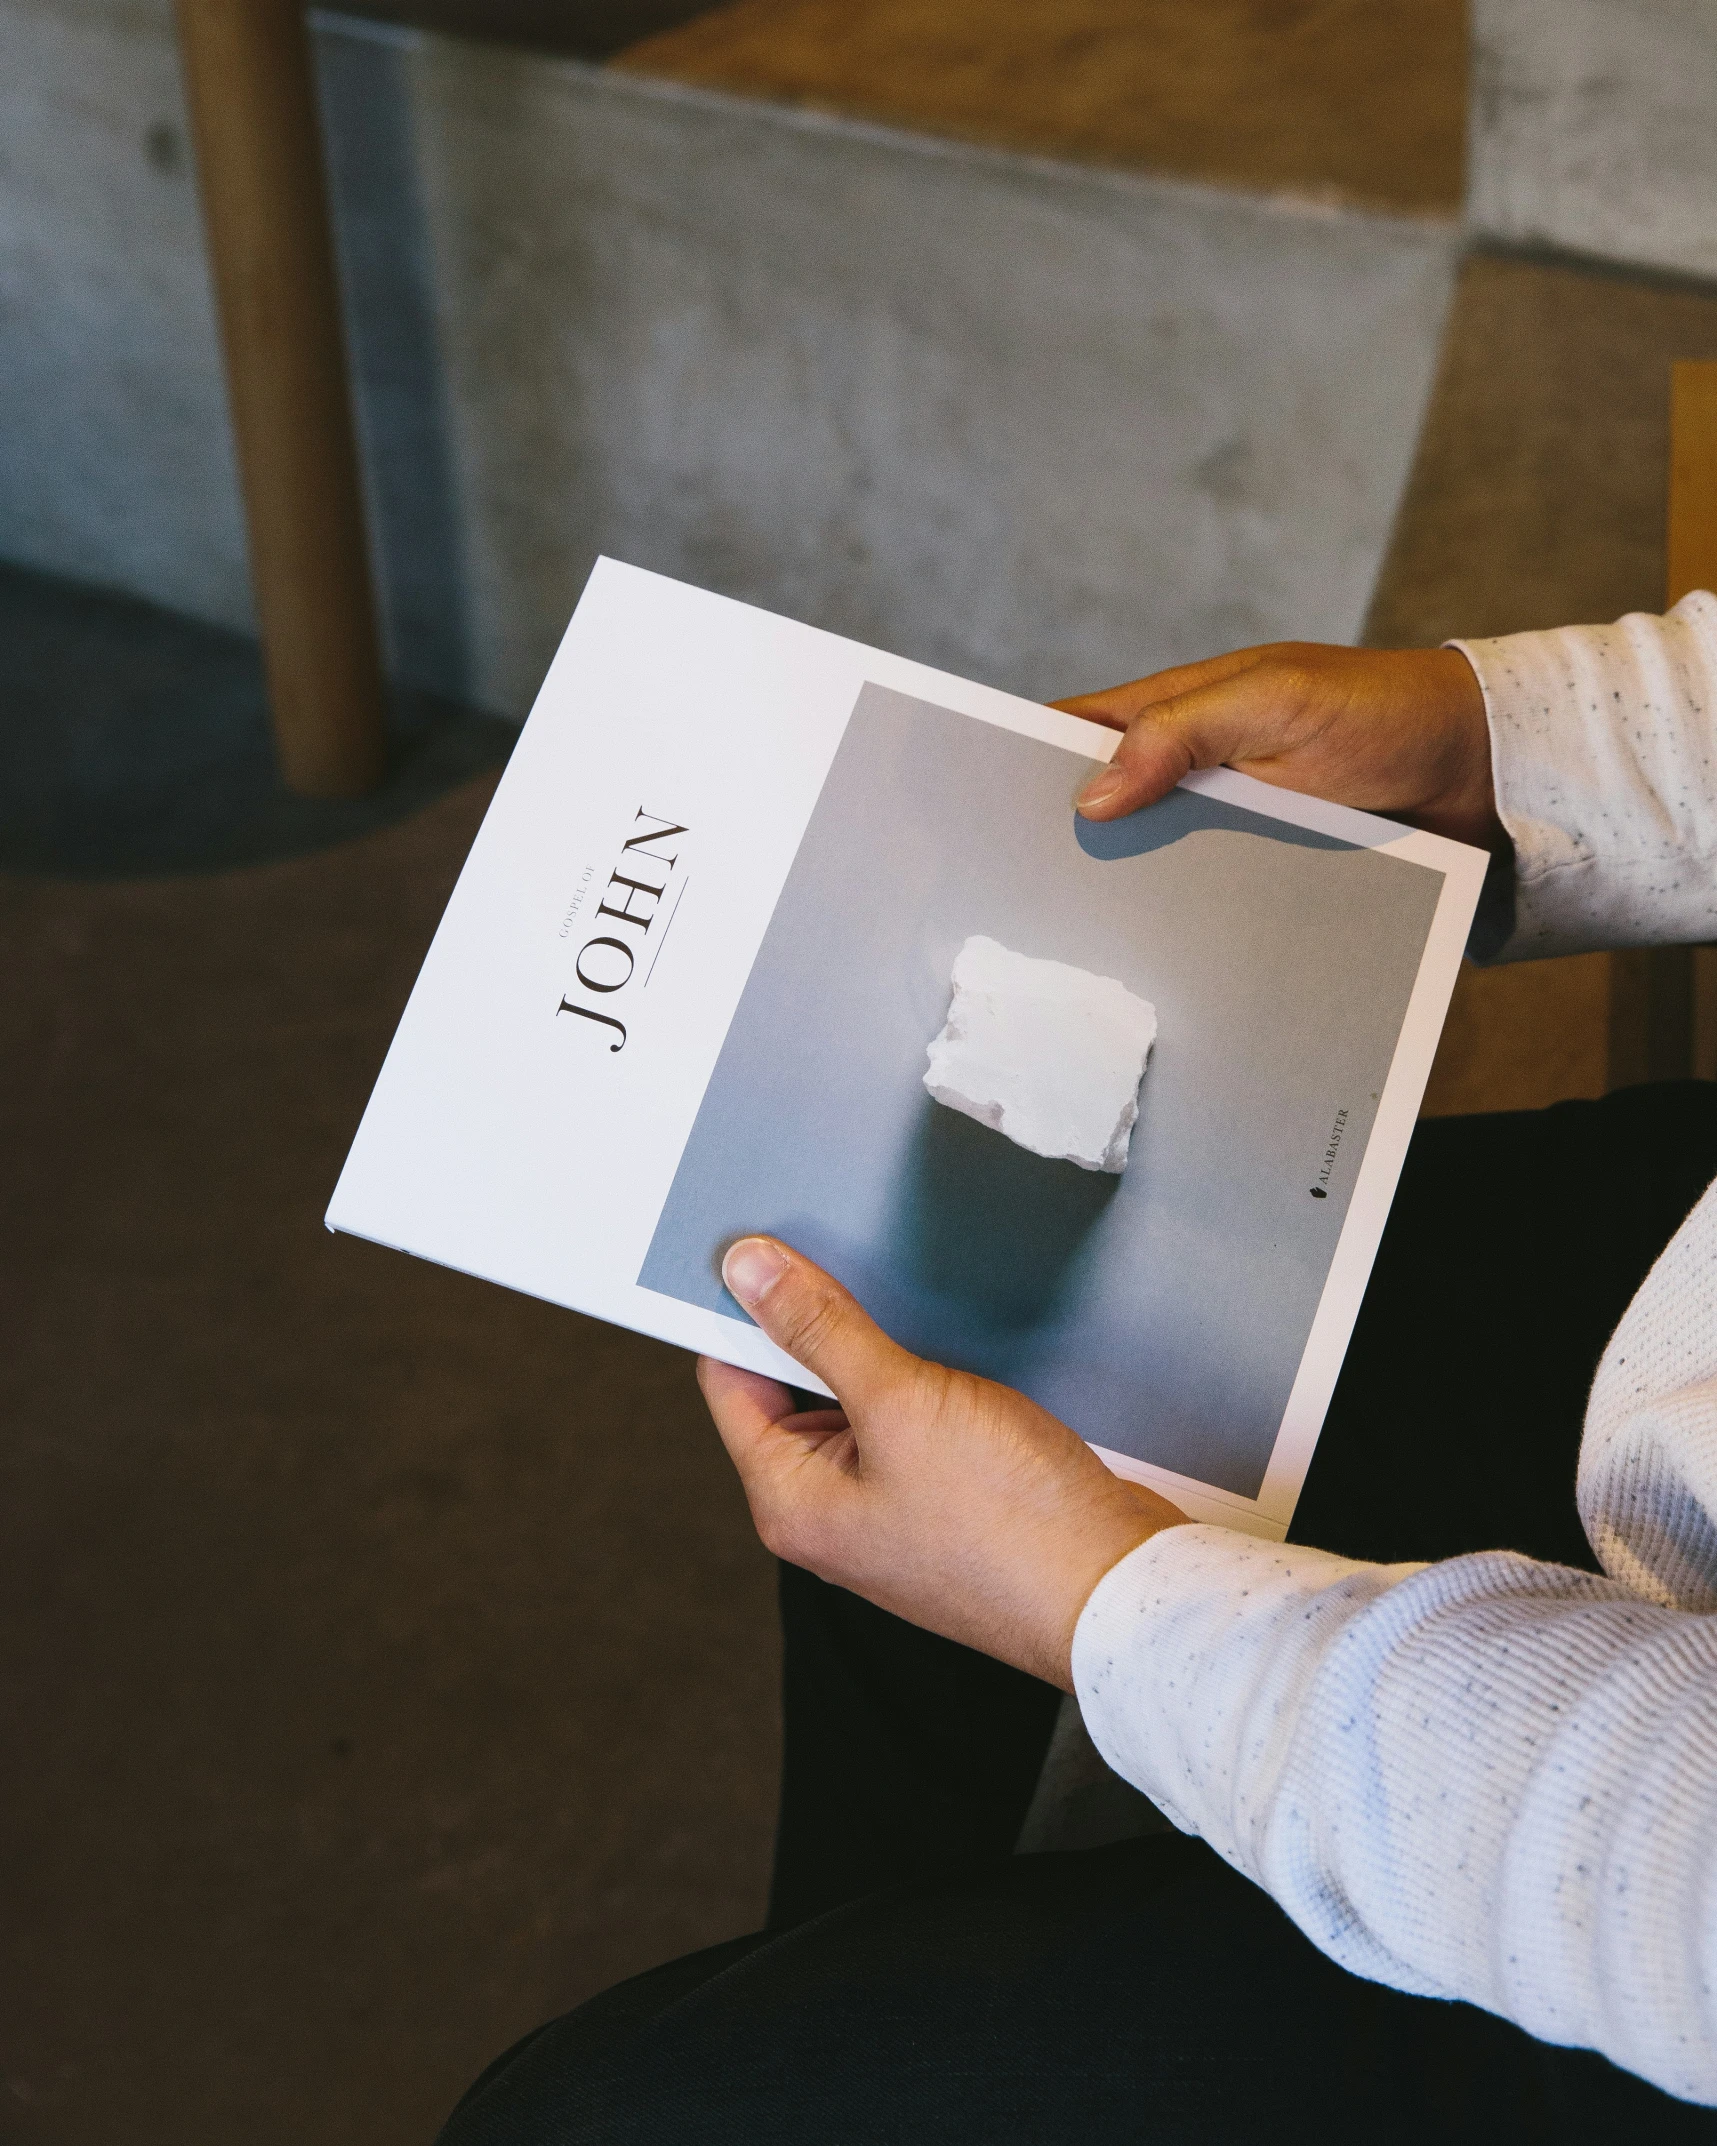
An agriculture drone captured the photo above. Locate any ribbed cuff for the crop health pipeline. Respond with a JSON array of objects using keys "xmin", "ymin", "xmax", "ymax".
[
  {"xmin": 1070, "ymin": 1524, "xmax": 1391, "ymax": 1849},
  {"xmin": 1452, "ymin": 594, "xmax": 1717, "ymax": 962}
]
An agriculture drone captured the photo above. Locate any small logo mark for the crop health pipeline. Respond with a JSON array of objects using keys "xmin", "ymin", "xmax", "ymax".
[{"xmin": 1309, "ymin": 1186, "xmax": 1327, "ymax": 1199}]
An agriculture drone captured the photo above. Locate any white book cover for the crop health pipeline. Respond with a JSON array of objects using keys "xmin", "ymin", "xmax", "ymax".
[{"xmin": 328, "ymin": 559, "xmax": 1486, "ymax": 1539}]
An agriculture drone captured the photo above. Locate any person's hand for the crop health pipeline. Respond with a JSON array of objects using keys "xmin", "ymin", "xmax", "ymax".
[
  {"xmin": 697, "ymin": 1238, "xmax": 1183, "ymax": 1691},
  {"xmin": 1057, "ymin": 642, "xmax": 1501, "ymax": 850}
]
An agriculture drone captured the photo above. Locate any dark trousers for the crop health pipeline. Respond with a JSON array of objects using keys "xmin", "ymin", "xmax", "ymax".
[{"xmin": 440, "ymin": 1084, "xmax": 1717, "ymax": 2143}]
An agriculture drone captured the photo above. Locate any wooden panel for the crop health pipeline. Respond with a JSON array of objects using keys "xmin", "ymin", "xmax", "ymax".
[
  {"xmin": 1606, "ymin": 361, "xmax": 1717, "ymax": 1084},
  {"xmin": 1621, "ymin": 362, "xmax": 1717, "ymax": 1087},
  {"xmin": 615, "ymin": 0, "xmax": 1466, "ymax": 214},
  {"xmin": 1420, "ymin": 953, "xmax": 1608, "ymax": 1118},
  {"xmin": 1669, "ymin": 360, "xmax": 1717, "ymax": 607},
  {"xmin": 1609, "ymin": 947, "xmax": 1695, "ymax": 1089},
  {"xmin": 345, "ymin": 0, "xmax": 723, "ymax": 59},
  {"xmin": 1696, "ymin": 947, "xmax": 1717, "ymax": 1081}
]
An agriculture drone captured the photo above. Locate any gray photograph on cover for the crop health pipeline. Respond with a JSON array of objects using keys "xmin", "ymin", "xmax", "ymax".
[{"xmin": 639, "ymin": 684, "xmax": 1443, "ymax": 1496}]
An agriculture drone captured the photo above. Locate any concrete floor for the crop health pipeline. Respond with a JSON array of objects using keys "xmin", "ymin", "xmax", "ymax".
[{"xmin": 0, "ymin": 570, "xmax": 780, "ymax": 2144}]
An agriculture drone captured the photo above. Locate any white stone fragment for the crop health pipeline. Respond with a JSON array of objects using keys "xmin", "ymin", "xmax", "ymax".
[{"xmin": 923, "ymin": 936, "xmax": 1156, "ymax": 1174}]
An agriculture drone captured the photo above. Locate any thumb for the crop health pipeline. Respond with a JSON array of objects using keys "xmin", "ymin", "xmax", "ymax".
[
  {"xmin": 1071, "ymin": 717, "xmax": 1195, "ymax": 820},
  {"xmin": 1062, "ymin": 653, "xmax": 1298, "ymax": 821},
  {"xmin": 722, "ymin": 1237, "xmax": 915, "ymax": 1406},
  {"xmin": 1073, "ymin": 672, "xmax": 1277, "ymax": 819}
]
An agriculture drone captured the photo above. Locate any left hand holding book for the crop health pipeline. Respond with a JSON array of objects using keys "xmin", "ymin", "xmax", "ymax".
[{"xmin": 701, "ymin": 1235, "xmax": 1186, "ymax": 1691}]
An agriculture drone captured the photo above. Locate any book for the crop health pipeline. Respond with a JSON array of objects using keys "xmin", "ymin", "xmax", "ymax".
[{"xmin": 328, "ymin": 559, "xmax": 1486, "ymax": 1538}]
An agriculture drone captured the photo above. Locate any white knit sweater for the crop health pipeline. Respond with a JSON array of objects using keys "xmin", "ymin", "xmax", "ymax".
[{"xmin": 1073, "ymin": 592, "xmax": 1717, "ymax": 2103}]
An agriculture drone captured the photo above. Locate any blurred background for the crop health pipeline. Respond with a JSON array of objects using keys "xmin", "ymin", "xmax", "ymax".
[{"xmin": 3, "ymin": 2, "xmax": 1715, "ymax": 2139}]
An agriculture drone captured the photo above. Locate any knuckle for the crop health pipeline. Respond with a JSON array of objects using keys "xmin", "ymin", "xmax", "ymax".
[
  {"xmin": 773, "ymin": 1277, "xmax": 845, "ymax": 1363},
  {"xmin": 1266, "ymin": 652, "xmax": 1316, "ymax": 697},
  {"xmin": 875, "ymin": 1353, "xmax": 950, "ymax": 1425},
  {"xmin": 1263, "ymin": 645, "xmax": 1336, "ymax": 705},
  {"xmin": 911, "ymin": 1356, "xmax": 957, "ymax": 1407},
  {"xmin": 1112, "ymin": 726, "xmax": 1181, "ymax": 788}
]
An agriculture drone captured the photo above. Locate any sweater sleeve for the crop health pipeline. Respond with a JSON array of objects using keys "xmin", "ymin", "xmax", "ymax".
[
  {"xmin": 1451, "ymin": 590, "xmax": 1717, "ymax": 961},
  {"xmin": 1073, "ymin": 1179, "xmax": 1717, "ymax": 2105}
]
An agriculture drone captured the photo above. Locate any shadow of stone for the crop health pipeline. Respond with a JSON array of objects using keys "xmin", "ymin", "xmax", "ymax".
[{"xmin": 894, "ymin": 1097, "xmax": 1119, "ymax": 1334}]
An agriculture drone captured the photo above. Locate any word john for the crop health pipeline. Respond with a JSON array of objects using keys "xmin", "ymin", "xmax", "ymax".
[{"xmin": 556, "ymin": 809, "xmax": 687, "ymax": 1052}]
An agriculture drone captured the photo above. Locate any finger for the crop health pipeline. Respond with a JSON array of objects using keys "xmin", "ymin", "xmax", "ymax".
[
  {"xmin": 1053, "ymin": 646, "xmax": 1273, "ymax": 731},
  {"xmin": 1072, "ymin": 665, "xmax": 1315, "ymax": 820},
  {"xmin": 696, "ymin": 1355, "xmax": 793, "ymax": 1439},
  {"xmin": 720, "ymin": 1237, "xmax": 918, "ymax": 1407},
  {"xmin": 695, "ymin": 1347, "xmax": 849, "ymax": 1467},
  {"xmin": 1071, "ymin": 720, "xmax": 1190, "ymax": 819},
  {"xmin": 696, "ymin": 1357, "xmax": 848, "ymax": 1470},
  {"xmin": 697, "ymin": 1352, "xmax": 859, "ymax": 1566}
]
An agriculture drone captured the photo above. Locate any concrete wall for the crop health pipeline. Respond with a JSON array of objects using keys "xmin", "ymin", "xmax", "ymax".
[
  {"xmin": 0, "ymin": 0, "xmax": 251, "ymax": 629},
  {"xmin": 1471, "ymin": 0, "xmax": 1717, "ymax": 282},
  {"xmin": 1, "ymin": 2, "xmax": 1458, "ymax": 714}
]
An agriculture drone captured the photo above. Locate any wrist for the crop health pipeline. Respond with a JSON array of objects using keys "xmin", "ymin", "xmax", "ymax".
[
  {"xmin": 1423, "ymin": 645, "xmax": 1502, "ymax": 850},
  {"xmin": 1045, "ymin": 1494, "xmax": 1182, "ymax": 1690}
]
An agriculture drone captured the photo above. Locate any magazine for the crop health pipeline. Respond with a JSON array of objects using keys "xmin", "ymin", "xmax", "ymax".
[{"xmin": 328, "ymin": 559, "xmax": 1486, "ymax": 1538}]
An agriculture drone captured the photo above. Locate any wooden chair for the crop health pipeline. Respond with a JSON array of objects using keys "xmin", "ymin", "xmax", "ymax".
[{"xmin": 174, "ymin": 1, "xmax": 387, "ymax": 799}]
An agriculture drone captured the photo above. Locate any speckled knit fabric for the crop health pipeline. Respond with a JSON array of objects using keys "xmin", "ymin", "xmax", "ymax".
[
  {"xmin": 1074, "ymin": 593, "xmax": 1717, "ymax": 2105},
  {"xmin": 1462, "ymin": 590, "xmax": 1717, "ymax": 959}
]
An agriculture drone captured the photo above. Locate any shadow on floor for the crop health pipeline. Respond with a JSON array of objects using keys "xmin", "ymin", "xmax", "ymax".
[{"xmin": 0, "ymin": 559, "xmax": 518, "ymax": 879}]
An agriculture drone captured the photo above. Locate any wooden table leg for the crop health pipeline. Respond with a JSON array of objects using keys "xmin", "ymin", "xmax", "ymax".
[{"xmin": 175, "ymin": 0, "xmax": 388, "ymax": 798}]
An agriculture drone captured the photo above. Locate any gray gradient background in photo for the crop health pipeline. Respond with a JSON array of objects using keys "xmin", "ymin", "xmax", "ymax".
[{"xmin": 639, "ymin": 685, "xmax": 1443, "ymax": 1496}]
